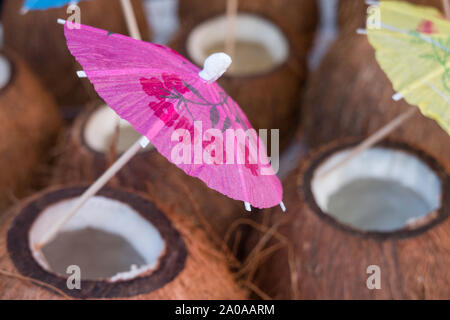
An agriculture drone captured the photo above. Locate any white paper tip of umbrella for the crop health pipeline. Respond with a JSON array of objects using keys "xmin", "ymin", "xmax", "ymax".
[
  {"xmin": 77, "ymin": 70, "xmax": 87, "ymax": 78},
  {"xmin": 280, "ymin": 202, "xmax": 286, "ymax": 212},
  {"xmin": 392, "ymin": 92, "xmax": 404, "ymax": 101},
  {"xmin": 138, "ymin": 136, "xmax": 150, "ymax": 148},
  {"xmin": 199, "ymin": 52, "xmax": 232, "ymax": 83},
  {"xmin": 356, "ymin": 28, "xmax": 368, "ymax": 35},
  {"xmin": 244, "ymin": 202, "xmax": 251, "ymax": 212},
  {"xmin": 57, "ymin": 19, "xmax": 67, "ymax": 25}
]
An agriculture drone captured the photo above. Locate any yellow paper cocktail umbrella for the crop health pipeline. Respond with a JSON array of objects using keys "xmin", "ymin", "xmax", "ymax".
[
  {"xmin": 319, "ymin": 0, "xmax": 450, "ymax": 178},
  {"xmin": 368, "ymin": 0, "xmax": 450, "ymax": 133}
]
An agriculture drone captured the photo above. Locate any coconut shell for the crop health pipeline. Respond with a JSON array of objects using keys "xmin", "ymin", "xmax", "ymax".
[
  {"xmin": 170, "ymin": 4, "xmax": 316, "ymax": 150},
  {"xmin": 0, "ymin": 51, "xmax": 61, "ymax": 211},
  {"xmin": 249, "ymin": 140, "xmax": 450, "ymax": 299},
  {"xmin": 1, "ymin": 0, "xmax": 151, "ymax": 108},
  {"xmin": 0, "ymin": 186, "xmax": 247, "ymax": 299},
  {"xmin": 178, "ymin": 0, "xmax": 318, "ymax": 54},
  {"xmin": 51, "ymin": 104, "xmax": 246, "ymax": 244},
  {"xmin": 302, "ymin": 0, "xmax": 450, "ymax": 170}
]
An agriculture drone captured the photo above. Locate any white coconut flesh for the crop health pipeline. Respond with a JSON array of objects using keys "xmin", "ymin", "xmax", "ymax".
[
  {"xmin": 83, "ymin": 105, "xmax": 153, "ymax": 154},
  {"xmin": 0, "ymin": 54, "xmax": 12, "ymax": 90},
  {"xmin": 29, "ymin": 196, "xmax": 166, "ymax": 281},
  {"xmin": 187, "ymin": 13, "xmax": 289, "ymax": 76},
  {"xmin": 311, "ymin": 147, "xmax": 442, "ymax": 232}
]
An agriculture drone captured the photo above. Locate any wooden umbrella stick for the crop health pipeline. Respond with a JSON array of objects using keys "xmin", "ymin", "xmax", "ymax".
[
  {"xmin": 443, "ymin": 0, "xmax": 450, "ymax": 19},
  {"xmin": 120, "ymin": 0, "xmax": 142, "ymax": 40},
  {"xmin": 34, "ymin": 136, "xmax": 149, "ymax": 251},
  {"xmin": 317, "ymin": 107, "xmax": 417, "ymax": 179},
  {"xmin": 225, "ymin": 0, "xmax": 238, "ymax": 58}
]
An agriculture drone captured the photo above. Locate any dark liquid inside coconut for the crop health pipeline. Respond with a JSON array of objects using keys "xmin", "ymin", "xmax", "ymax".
[
  {"xmin": 206, "ymin": 40, "xmax": 275, "ymax": 75},
  {"xmin": 42, "ymin": 227, "xmax": 146, "ymax": 280},
  {"xmin": 327, "ymin": 178, "xmax": 432, "ymax": 232}
]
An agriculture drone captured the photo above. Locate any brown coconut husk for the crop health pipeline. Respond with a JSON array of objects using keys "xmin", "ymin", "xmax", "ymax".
[
  {"xmin": 0, "ymin": 186, "xmax": 248, "ymax": 299},
  {"xmin": 171, "ymin": 1, "xmax": 317, "ymax": 151},
  {"xmin": 0, "ymin": 51, "xmax": 62, "ymax": 211},
  {"xmin": 302, "ymin": 0, "xmax": 450, "ymax": 170},
  {"xmin": 337, "ymin": 0, "xmax": 367, "ymax": 36},
  {"xmin": 51, "ymin": 104, "xmax": 246, "ymax": 246},
  {"xmin": 1, "ymin": 0, "xmax": 151, "ymax": 108},
  {"xmin": 248, "ymin": 140, "xmax": 450, "ymax": 299}
]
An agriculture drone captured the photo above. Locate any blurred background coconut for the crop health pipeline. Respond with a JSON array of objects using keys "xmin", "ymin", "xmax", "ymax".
[
  {"xmin": 1, "ymin": 0, "xmax": 152, "ymax": 114},
  {"xmin": 0, "ymin": 50, "xmax": 61, "ymax": 212}
]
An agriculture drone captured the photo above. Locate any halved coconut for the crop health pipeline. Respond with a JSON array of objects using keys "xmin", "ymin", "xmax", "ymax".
[
  {"xmin": 3, "ymin": 186, "xmax": 247, "ymax": 299},
  {"xmin": 311, "ymin": 146, "xmax": 441, "ymax": 232},
  {"xmin": 250, "ymin": 140, "xmax": 450, "ymax": 299}
]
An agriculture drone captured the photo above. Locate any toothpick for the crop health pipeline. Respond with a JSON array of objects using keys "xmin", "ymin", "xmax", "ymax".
[
  {"xmin": 317, "ymin": 107, "xmax": 417, "ymax": 180},
  {"xmin": 225, "ymin": 0, "xmax": 238, "ymax": 58},
  {"xmin": 40, "ymin": 5, "xmax": 146, "ymax": 250},
  {"xmin": 34, "ymin": 136, "xmax": 149, "ymax": 251},
  {"xmin": 120, "ymin": 0, "xmax": 142, "ymax": 40}
]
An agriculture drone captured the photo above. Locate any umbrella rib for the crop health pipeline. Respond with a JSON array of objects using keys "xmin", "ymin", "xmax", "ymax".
[
  {"xmin": 82, "ymin": 67, "xmax": 181, "ymax": 78},
  {"xmin": 397, "ymin": 60, "xmax": 450, "ymax": 97},
  {"xmin": 203, "ymin": 85, "xmax": 245, "ymax": 201},
  {"xmin": 203, "ymin": 84, "xmax": 253, "ymax": 205},
  {"xmin": 370, "ymin": 23, "xmax": 450, "ymax": 98},
  {"xmin": 205, "ymin": 85, "xmax": 260, "ymax": 168},
  {"xmin": 428, "ymin": 81, "xmax": 450, "ymax": 103},
  {"xmin": 422, "ymin": 82, "xmax": 450, "ymax": 133},
  {"xmin": 374, "ymin": 23, "xmax": 450, "ymax": 53},
  {"xmin": 378, "ymin": 2, "xmax": 445, "ymax": 22}
]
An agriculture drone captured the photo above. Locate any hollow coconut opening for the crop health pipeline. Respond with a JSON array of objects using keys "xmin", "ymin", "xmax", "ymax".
[
  {"xmin": 29, "ymin": 196, "xmax": 165, "ymax": 281},
  {"xmin": 187, "ymin": 13, "xmax": 289, "ymax": 76},
  {"xmin": 8, "ymin": 187, "xmax": 186, "ymax": 298},
  {"xmin": 311, "ymin": 147, "xmax": 442, "ymax": 233},
  {"xmin": 0, "ymin": 54, "xmax": 12, "ymax": 90},
  {"xmin": 83, "ymin": 105, "xmax": 153, "ymax": 154}
]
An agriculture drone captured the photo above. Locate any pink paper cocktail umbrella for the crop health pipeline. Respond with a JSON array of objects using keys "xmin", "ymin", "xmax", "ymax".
[{"xmin": 35, "ymin": 21, "xmax": 284, "ymax": 249}]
